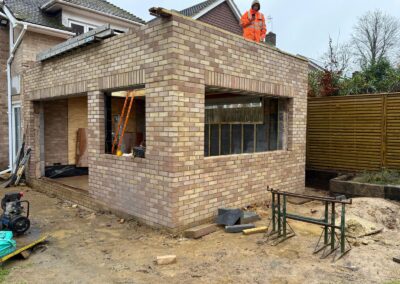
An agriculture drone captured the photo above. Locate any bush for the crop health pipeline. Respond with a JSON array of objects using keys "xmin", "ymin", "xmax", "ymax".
[{"xmin": 353, "ymin": 169, "xmax": 400, "ymax": 185}]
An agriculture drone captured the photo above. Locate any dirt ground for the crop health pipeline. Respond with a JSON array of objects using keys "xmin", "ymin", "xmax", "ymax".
[{"xmin": 2, "ymin": 186, "xmax": 400, "ymax": 284}]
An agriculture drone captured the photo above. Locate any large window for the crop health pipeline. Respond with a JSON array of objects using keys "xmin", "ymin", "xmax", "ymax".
[{"xmin": 204, "ymin": 95, "xmax": 288, "ymax": 157}]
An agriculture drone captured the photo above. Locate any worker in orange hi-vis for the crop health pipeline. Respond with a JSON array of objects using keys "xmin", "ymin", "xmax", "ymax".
[{"xmin": 240, "ymin": 0, "xmax": 267, "ymax": 43}]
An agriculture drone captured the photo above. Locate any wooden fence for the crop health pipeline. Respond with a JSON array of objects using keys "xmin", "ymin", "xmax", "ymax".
[{"xmin": 307, "ymin": 93, "xmax": 400, "ymax": 172}]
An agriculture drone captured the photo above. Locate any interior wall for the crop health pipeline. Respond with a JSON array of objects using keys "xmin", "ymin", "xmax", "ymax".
[
  {"xmin": 44, "ymin": 100, "xmax": 69, "ymax": 166},
  {"xmin": 68, "ymin": 96, "xmax": 88, "ymax": 164},
  {"xmin": 111, "ymin": 97, "xmax": 145, "ymax": 152}
]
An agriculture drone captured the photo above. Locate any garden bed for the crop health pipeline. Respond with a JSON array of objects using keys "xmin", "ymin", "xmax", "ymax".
[{"xmin": 330, "ymin": 172, "xmax": 400, "ymax": 201}]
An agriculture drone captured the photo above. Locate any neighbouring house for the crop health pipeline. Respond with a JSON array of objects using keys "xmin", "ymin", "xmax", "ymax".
[
  {"xmin": 0, "ymin": 0, "xmax": 145, "ymax": 170},
  {"xmin": 178, "ymin": 0, "xmax": 243, "ymax": 36},
  {"xmin": 22, "ymin": 8, "xmax": 308, "ymax": 230}
]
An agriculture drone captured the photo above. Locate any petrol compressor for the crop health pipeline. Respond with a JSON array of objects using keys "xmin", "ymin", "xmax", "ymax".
[{"xmin": 0, "ymin": 192, "xmax": 30, "ymax": 235}]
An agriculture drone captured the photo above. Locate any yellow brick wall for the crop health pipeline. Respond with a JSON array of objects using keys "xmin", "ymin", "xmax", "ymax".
[{"xmin": 23, "ymin": 15, "xmax": 308, "ymax": 230}]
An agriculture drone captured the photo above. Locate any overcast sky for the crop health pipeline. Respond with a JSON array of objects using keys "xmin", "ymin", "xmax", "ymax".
[{"xmin": 109, "ymin": 0, "xmax": 400, "ymax": 64}]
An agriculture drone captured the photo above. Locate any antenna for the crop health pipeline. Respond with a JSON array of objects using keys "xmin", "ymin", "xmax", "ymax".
[{"xmin": 267, "ymin": 15, "xmax": 273, "ymax": 31}]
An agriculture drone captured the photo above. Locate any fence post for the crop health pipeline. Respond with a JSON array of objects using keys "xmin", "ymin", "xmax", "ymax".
[{"xmin": 381, "ymin": 94, "xmax": 388, "ymax": 169}]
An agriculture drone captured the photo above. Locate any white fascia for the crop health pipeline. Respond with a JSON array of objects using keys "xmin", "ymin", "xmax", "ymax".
[{"xmin": 192, "ymin": 0, "xmax": 242, "ymax": 21}]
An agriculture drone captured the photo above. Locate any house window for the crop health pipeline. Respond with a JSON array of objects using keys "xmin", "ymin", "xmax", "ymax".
[
  {"xmin": 12, "ymin": 103, "xmax": 22, "ymax": 160},
  {"xmin": 104, "ymin": 89, "xmax": 146, "ymax": 158},
  {"xmin": 204, "ymin": 95, "xmax": 289, "ymax": 157},
  {"xmin": 69, "ymin": 20, "xmax": 97, "ymax": 36}
]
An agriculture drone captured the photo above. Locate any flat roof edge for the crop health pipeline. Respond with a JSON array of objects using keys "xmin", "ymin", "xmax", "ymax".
[{"xmin": 149, "ymin": 7, "xmax": 309, "ymax": 63}]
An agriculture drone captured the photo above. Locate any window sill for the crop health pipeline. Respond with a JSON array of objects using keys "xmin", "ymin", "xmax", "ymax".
[
  {"xmin": 204, "ymin": 149, "xmax": 291, "ymax": 160},
  {"xmin": 102, "ymin": 153, "xmax": 146, "ymax": 163}
]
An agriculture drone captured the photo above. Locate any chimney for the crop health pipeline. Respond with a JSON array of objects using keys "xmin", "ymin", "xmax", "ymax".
[{"xmin": 265, "ymin": 32, "xmax": 276, "ymax": 47}]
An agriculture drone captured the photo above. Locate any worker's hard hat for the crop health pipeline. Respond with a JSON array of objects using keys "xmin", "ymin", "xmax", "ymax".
[{"xmin": 252, "ymin": 0, "xmax": 261, "ymax": 8}]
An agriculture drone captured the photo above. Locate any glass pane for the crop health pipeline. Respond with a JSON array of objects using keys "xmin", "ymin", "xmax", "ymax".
[
  {"xmin": 278, "ymin": 100, "xmax": 287, "ymax": 150},
  {"xmin": 221, "ymin": 124, "xmax": 230, "ymax": 155},
  {"xmin": 14, "ymin": 107, "xmax": 22, "ymax": 156},
  {"xmin": 71, "ymin": 23, "xmax": 85, "ymax": 35},
  {"xmin": 256, "ymin": 124, "xmax": 268, "ymax": 152},
  {"xmin": 204, "ymin": 124, "xmax": 210, "ymax": 157},
  {"xmin": 210, "ymin": 125, "xmax": 219, "ymax": 156},
  {"xmin": 269, "ymin": 99, "xmax": 278, "ymax": 151},
  {"xmin": 243, "ymin": 125, "xmax": 255, "ymax": 153},
  {"xmin": 231, "ymin": 125, "xmax": 242, "ymax": 154}
]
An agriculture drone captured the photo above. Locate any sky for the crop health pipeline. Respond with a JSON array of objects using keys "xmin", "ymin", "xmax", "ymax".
[{"xmin": 109, "ymin": 0, "xmax": 400, "ymax": 64}]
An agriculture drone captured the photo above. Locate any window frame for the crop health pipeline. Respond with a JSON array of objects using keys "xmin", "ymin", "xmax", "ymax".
[
  {"xmin": 68, "ymin": 19, "xmax": 97, "ymax": 35},
  {"xmin": 204, "ymin": 97, "xmax": 289, "ymax": 157}
]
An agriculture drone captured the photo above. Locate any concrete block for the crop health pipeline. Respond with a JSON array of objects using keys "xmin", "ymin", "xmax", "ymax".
[
  {"xmin": 240, "ymin": 211, "xmax": 261, "ymax": 224},
  {"xmin": 184, "ymin": 224, "xmax": 217, "ymax": 239},
  {"xmin": 156, "ymin": 255, "xmax": 177, "ymax": 265},
  {"xmin": 216, "ymin": 208, "xmax": 243, "ymax": 226},
  {"xmin": 225, "ymin": 224, "xmax": 255, "ymax": 233}
]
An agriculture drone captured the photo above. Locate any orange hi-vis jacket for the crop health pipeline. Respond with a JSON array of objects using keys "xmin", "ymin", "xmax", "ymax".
[{"xmin": 241, "ymin": 10, "xmax": 267, "ymax": 43}]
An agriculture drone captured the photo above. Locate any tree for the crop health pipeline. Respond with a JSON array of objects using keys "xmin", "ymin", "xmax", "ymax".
[
  {"xmin": 340, "ymin": 59, "xmax": 400, "ymax": 95},
  {"xmin": 322, "ymin": 37, "xmax": 351, "ymax": 75},
  {"xmin": 352, "ymin": 10, "xmax": 400, "ymax": 67}
]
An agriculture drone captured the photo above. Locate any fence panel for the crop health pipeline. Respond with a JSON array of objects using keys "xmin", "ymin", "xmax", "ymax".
[
  {"xmin": 307, "ymin": 93, "xmax": 400, "ymax": 172},
  {"xmin": 386, "ymin": 94, "xmax": 400, "ymax": 169}
]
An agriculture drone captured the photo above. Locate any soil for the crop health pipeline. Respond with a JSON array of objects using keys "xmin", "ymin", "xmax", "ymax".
[{"xmin": 3, "ymin": 186, "xmax": 400, "ymax": 284}]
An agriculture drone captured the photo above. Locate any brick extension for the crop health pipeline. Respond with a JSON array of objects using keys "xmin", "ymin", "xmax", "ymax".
[{"xmin": 22, "ymin": 12, "xmax": 308, "ymax": 231}]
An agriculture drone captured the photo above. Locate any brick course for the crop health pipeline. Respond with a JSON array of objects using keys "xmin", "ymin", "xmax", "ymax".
[{"xmin": 23, "ymin": 13, "xmax": 308, "ymax": 230}]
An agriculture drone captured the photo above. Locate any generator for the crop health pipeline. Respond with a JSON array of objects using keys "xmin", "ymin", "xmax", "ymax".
[{"xmin": 0, "ymin": 192, "xmax": 30, "ymax": 235}]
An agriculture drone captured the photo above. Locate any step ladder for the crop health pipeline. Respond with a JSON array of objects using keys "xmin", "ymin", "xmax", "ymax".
[{"xmin": 111, "ymin": 91, "xmax": 135, "ymax": 154}]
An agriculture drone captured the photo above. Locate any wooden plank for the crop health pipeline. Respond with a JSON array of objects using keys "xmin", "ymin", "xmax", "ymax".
[{"xmin": 68, "ymin": 97, "xmax": 88, "ymax": 165}]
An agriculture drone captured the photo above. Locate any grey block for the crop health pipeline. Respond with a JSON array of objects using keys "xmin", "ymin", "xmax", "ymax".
[
  {"xmin": 240, "ymin": 211, "xmax": 261, "ymax": 224},
  {"xmin": 225, "ymin": 224, "xmax": 256, "ymax": 233},
  {"xmin": 216, "ymin": 208, "xmax": 243, "ymax": 226}
]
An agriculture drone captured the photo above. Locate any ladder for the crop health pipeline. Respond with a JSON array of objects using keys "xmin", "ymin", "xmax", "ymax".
[{"xmin": 111, "ymin": 91, "xmax": 135, "ymax": 154}]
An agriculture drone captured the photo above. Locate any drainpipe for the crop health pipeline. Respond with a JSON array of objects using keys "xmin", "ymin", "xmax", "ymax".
[{"xmin": 3, "ymin": 5, "xmax": 27, "ymax": 172}]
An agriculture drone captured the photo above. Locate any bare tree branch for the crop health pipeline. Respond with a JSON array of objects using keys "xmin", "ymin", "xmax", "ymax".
[
  {"xmin": 321, "ymin": 36, "xmax": 351, "ymax": 75},
  {"xmin": 352, "ymin": 10, "xmax": 400, "ymax": 67}
]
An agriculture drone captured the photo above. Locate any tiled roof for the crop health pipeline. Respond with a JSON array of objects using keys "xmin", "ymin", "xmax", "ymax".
[
  {"xmin": 179, "ymin": 0, "xmax": 220, "ymax": 17},
  {"xmin": 3, "ymin": 0, "xmax": 145, "ymax": 31},
  {"xmin": 60, "ymin": 0, "xmax": 145, "ymax": 24},
  {"xmin": 5, "ymin": 0, "xmax": 67, "ymax": 30}
]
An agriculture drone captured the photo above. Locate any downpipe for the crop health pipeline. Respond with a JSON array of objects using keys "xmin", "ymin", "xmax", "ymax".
[{"xmin": 6, "ymin": 20, "xmax": 27, "ymax": 172}]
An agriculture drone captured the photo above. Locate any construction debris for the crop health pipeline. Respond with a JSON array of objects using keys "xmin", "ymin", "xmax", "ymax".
[
  {"xmin": 184, "ymin": 224, "xmax": 217, "ymax": 239},
  {"xmin": 225, "ymin": 224, "xmax": 255, "ymax": 233},
  {"xmin": 1, "ymin": 141, "xmax": 31, "ymax": 188},
  {"xmin": 156, "ymin": 255, "xmax": 177, "ymax": 265},
  {"xmin": 240, "ymin": 211, "xmax": 261, "ymax": 224},
  {"xmin": 216, "ymin": 209, "xmax": 243, "ymax": 226},
  {"xmin": 393, "ymin": 257, "xmax": 400, "ymax": 264},
  {"xmin": 243, "ymin": 226, "xmax": 268, "ymax": 235}
]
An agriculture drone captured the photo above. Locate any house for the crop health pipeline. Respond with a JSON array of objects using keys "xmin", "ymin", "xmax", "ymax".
[
  {"xmin": 21, "ymin": 8, "xmax": 308, "ymax": 230},
  {"xmin": 0, "ymin": 0, "xmax": 145, "ymax": 171}
]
